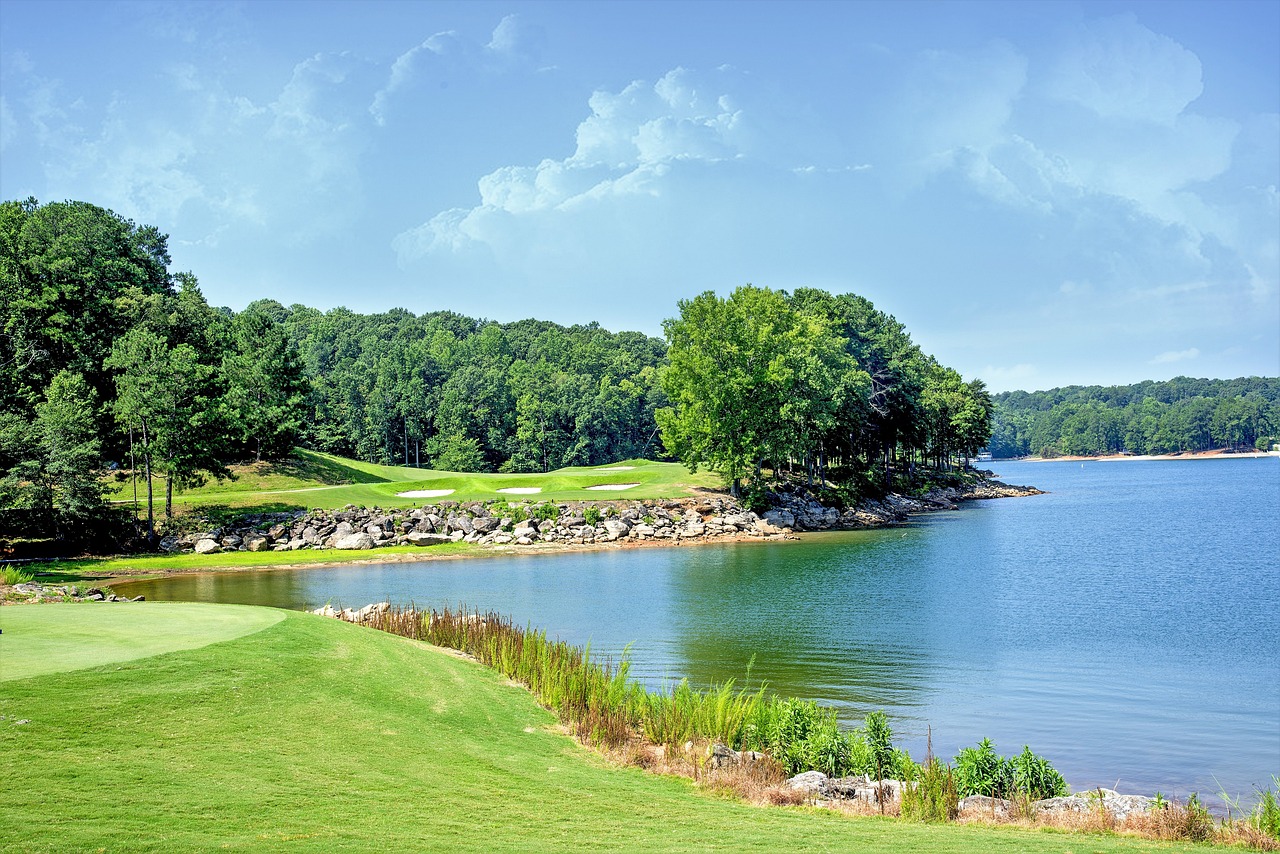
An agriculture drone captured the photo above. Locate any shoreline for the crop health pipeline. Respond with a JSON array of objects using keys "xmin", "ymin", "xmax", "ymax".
[
  {"xmin": 5, "ymin": 479, "xmax": 1041, "ymax": 595},
  {"xmin": 1015, "ymin": 449, "xmax": 1279, "ymax": 463}
]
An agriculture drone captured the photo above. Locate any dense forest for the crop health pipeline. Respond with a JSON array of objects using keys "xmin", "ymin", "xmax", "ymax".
[
  {"xmin": 990, "ymin": 378, "xmax": 1280, "ymax": 458},
  {"xmin": 4, "ymin": 197, "xmax": 1271, "ymax": 545}
]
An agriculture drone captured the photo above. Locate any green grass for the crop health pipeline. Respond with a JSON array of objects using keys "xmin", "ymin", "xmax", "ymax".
[
  {"xmin": 0, "ymin": 603, "xmax": 284, "ymax": 680},
  {"xmin": 0, "ymin": 604, "xmax": 1210, "ymax": 853},
  {"xmin": 25, "ymin": 542, "xmax": 476, "ymax": 583},
  {"xmin": 106, "ymin": 449, "xmax": 724, "ymax": 513}
]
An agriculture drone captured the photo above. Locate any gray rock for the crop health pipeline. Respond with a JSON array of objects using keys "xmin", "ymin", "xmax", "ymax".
[
  {"xmin": 959, "ymin": 795, "xmax": 1013, "ymax": 816},
  {"xmin": 472, "ymin": 516, "xmax": 502, "ymax": 533},
  {"xmin": 784, "ymin": 771, "xmax": 829, "ymax": 795},
  {"xmin": 194, "ymin": 538, "xmax": 221, "ymax": 555},
  {"xmin": 602, "ymin": 520, "xmax": 631, "ymax": 541},
  {"xmin": 334, "ymin": 532, "xmax": 375, "ymax": 550},
  {"xmin": 244, "ymin": 535, "xmax": 271, "ymax": 552},
  {"xmin": 407, "ymin": 532, "xmax": 452, "ymax": 547}
]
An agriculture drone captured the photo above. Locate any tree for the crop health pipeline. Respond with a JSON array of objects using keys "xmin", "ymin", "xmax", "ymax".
[
  {"xmin": 107, "ymin": 327, "xmax": 228, "ymax": 538},
  {"xmin": 224, "ymin": 307, "xmax": 307, "ymax": 461},
  {"xmin": 656, "ymin": 286, "xmax": 846, "ymax": 495},
  {"xmin": 0, "ymin": 371, "xmax": 107, "ymax": 540}
]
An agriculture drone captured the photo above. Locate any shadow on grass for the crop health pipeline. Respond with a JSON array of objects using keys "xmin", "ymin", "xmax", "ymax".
[
  {"xmin": 188, "ymin": 501, "xmax": 310, "ymax": 523},
  {"xmin": 271, "ymin": 450, "xmax": 391, "ymax": 485}
]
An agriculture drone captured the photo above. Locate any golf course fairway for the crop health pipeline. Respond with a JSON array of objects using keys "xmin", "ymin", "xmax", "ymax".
[{"xmin": 0, "ymin": 604, "xmax": 1207, "ymax": 852}]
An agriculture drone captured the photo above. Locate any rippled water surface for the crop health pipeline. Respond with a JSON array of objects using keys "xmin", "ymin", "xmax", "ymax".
[{"xmin": 119, "ymin": 457, "xmax": 1280, "ymax": 802}]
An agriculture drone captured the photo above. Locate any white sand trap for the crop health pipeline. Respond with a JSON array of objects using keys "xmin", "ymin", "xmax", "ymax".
[
  {"xmin": 396, "ymin": 489, "xmax": 455, "ymax": 498},
  {"xmin": 596, "ymin": 466, "xmax": 635, "ymax": 471},
  {"xmin": 585, "ymin": 483, "xmax": 641, "ymax": 491},
  {"xmin": 497, "ymin": 487, "xmax": 542, "ymax": 494}
]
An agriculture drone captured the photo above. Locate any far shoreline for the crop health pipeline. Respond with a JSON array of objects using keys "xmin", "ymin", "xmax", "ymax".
[{"xmin": 1010, "ymin": 449, "xmax": 1279, "ymax": 463}]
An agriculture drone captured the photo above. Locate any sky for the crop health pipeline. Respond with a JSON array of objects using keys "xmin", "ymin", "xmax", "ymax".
[{"xmin": 1, "ymin": 0, "xmax": 1277, "ymax": 392}]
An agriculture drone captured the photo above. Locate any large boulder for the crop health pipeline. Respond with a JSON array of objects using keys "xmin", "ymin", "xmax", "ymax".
[
  {"xmin": 472, "ymin": 516, "xmax": 502, "ymax": 534},
  {"xmin": 193, "ymin": 538, "xmax": 221, "ymax": 555},
  {"xmin": 407, "ymin": 531, "xmax": 451, "ymax": 547},
  {"xmin": 784, "ymin": 771, "xmax": 829, "ymax": 796},
  {"xmin": 244, "ymin": 535, "xmax": 271, "ymax": 552},
  {"xmin": 334, "ymin": 532, "xmax": 375, "ymax": 550},
  {"xmin": 602, "ymin": 519, "xmax": 631, "ymax": 541}
]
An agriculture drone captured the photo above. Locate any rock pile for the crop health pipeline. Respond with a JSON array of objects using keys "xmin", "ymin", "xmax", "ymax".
[
  {"xmin": 5, "ymin": 583, "xmax": 144, "ymax": 603},
  {"xmin": 784, "ymin": 771, "xmax": 1153, "ymax": 817},
  {"xmin": 157, "ymin": 479, "xmax": 1041, "ymax": 555},
  {"xmin": 161, "ymin": 497, "xmax": 792, "ymax": 554}
]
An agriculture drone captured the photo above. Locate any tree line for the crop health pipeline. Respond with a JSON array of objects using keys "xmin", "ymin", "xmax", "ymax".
[{"xmin": 989, "ymin": 377, "xmax": 1280, "ymax": 458}]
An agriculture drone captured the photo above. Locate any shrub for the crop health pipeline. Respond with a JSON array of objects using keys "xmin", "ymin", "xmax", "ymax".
[
  {"xmin": 583, "ymin": 506, "xmax": 602, "ymax": 525},
  {"xmin": 532, "ymin": 503, "xmax": 560, "ymax": 522},
  {"xmin": 1, "ymin": 565, "xmax": 34, "ymax": 585},
  {"xmin": 1010, "ymin": 745, "xmax": 1067, "ymax": 800},
  {"xmin": 864, "ymin": 710, "xmax": 896, "ymax": 781},
  {"xmin": 955, "ymin": 737, "xmax": 1014, "ymax": 798},
  {"xmin": 740, "ymin": 481, "xmax": 772, "ymax": 514},
  {"xmin": 902, "ymin": 757, "xmax": 959, "ymax": 822},
  {"xmin": 1251, "ymin": 778, "xmax": 1280, "ymax": 841}
]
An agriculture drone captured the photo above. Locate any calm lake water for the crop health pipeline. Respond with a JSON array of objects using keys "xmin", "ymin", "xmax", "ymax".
[{"xmin": 118, "ymin": 457, "xmax": 1280, "ymax": 804}]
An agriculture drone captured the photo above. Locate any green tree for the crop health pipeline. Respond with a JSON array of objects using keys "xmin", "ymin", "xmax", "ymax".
[
  {"xmin": 224, "ymin": 307, "xmax": 307, "ymax": 461},
  {"xmin": 0, "ymin": 371, "xmax": 107, "ymax": 540}
]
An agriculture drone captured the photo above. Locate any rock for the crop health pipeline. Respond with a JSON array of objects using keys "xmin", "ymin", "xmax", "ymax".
[
  {"xmin": 762, "ymin": 508, "xmax": 795, "ymax": 529},
  {"xmin": 602, "ymin": 520, "xmax": 631, "ymax": 541},
  {"xmin": 244, "ymin": 535, "xmax": 271, "ymax": 552},
  {"xmin": 512, "ymin": 524, "xmax": 538, "ymax": 540},
  {"xmin": 334, "ymin": 532, "xmax": 375, "ymax": 550},
  {"xmin": 407, "ymin": 532, "xmax": 452, "ymax": 547},
  {"xmin": 194, "ymin": 538, "xmax": 221, "ymax": 555},
  {"xmin": 472, "ymin": 516, "xmax": 502, "ymax": 534},
  {"xmin": 706, "ymin": 743, "xmax": 766, "ymax": 770},
  {"xmin": 1032, "ymin": 792, "xmax": 1152, "ymax": 820},
  {"xmin": 220, "ymin": 534, "xmax": 243, "ymax": 548},
  {"xmin": 959, "ymin": 795, "xmax": 1013, "ymax": 816},
  {"xmin": 784, "ymin": 771, "xmax": 829, "ymax": 795}
]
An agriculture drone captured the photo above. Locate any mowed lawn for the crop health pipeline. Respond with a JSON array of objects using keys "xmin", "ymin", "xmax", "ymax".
[
  {"xmin": 0, "ymin": 604, "xmax": 1207, "ymax": 853},
  {"xmin": 104, "ymin": 449, "xmax": 724, "ymax": 513}
]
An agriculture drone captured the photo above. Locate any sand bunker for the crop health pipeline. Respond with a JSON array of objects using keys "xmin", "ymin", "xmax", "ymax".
[
  {"xmin": 596, "ymin": 466, "xmax": 635, "ymax": 471},
  {"xmin": 497, "ymin": 487, "xmax": 543, "ymax": 494},
  {"xmin": 585, "ymin": 483, "xmax": 640, "ymax": 491},
  {"xmin": 396, "ymin": 489, "xmax": 456, "ymax": 498}
]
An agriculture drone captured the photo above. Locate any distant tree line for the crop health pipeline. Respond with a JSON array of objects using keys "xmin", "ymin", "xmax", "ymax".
[{"xmin": 989, "ymin": 377, "xmax": 1280, "ymax": 458}]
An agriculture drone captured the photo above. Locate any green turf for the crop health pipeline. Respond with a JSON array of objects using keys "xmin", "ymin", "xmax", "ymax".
[
  {"xmin": 0, "ymin": 603, "xmax": 284, "ymax": 681},
  {"xmin": 106, "ymin": 450, "xmax": 725, "ymax": 513},
  {"xmin": 27, "ymin": 542, "xmax": 476, "ymax": 582},
  {"xmin": 0, "ymin": 604, "xmax": 1208, "ymax": 853}
]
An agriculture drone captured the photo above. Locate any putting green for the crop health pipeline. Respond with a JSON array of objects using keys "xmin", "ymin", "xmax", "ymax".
[{"xmin": 0, "ymin": 602, "xmax": 285, "ymax": 681}]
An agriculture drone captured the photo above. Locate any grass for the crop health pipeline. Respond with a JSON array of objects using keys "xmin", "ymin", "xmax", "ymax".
[
  {"xmin": 0, "ymin": 603, "xmax": 1211, "ymax": 853},
  {"xmin": 22, "ymin": 541, "xmax": 477, "ymax": 584},
  {"xmin": 0, "ymin": 603, "xmax": 284, "ymax": 681},
  {"xmin": 105, "ymin": 449, "xmax": 724, "ymax": 514}
]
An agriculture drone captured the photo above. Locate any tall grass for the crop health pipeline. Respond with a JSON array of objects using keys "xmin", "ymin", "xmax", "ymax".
[
  {"xmin": 1, "ymin": 565, "xmax": 35, "ymax": 585},
  {"xmin": 365, "ymin": 604, "xmax": 861, "ymax": 767}
]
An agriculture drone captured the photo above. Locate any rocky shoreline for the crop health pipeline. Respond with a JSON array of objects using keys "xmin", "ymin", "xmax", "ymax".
[{"xmin": 159, "ymin": 478, "xmax": 1042, "ymax": 557}]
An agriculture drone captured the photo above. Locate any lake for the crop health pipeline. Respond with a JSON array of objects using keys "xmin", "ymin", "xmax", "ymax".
[{"xmin": 117, "ymin": 456, "xmax": 1280, "ymax": 806}]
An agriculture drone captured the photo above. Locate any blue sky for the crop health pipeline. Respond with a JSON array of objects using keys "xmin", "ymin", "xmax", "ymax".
[{"xmin": 2, "ymin": 0, "xmax": 1276, "ymax": 392}]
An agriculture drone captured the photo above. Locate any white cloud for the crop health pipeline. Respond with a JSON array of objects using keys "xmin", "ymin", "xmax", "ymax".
[
  {"xmin": 1046, "ymin": 14, "xmax": 1203, "ymax": 123},
  {"xmin": 1149, "ymin": 347, "xmax": 1200, "ymax": 364},
  {"xmin": 395, "ymin": 67, "xmax": 753, "ymax": 266}
]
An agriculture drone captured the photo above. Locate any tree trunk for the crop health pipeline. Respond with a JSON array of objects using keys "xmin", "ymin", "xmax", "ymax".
[
  {"xmin": 129, "ymin": 427, "xmax": 138, "ymax": 521},
  {"xmin": 165, "ymin": 475, "xmax": 174, "ymax": 519}
]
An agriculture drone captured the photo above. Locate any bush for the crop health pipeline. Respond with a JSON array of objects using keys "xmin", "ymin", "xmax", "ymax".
[
  {"xmin": 953, "ymin": 739, "xmax": 1064, "ymax": 800},
  {"xmin": 532, "ymin": 503, "xmax": 560, "ymax": 522},
  {"xmin": 955, "ymin": 737, "xmax": 1013, "ymax": 798},
  {"xmin": 864, "ymin": 710, "xmax": 896, "ymax": 781},
  {"xmin": 1251, "ymin": 777, "xmax": 1280, "ymax": 841},
  {"xmin": 1, "ymin": 565, "xmax": 35, "ymax": 585},
  {"xmin": 740, "ymin": 481, "xmax": 772, "ymax": 514},
  {"xmin": 583, "ymin": 506, "xmax": 602, "ymax": 526},
  {"xmin": 902, "ymin": 757, "xmax": 959, "ymax": 822},
  {"xmin": 1010, "ymin": 745, "xmax": 1067, "ymax": 800}
]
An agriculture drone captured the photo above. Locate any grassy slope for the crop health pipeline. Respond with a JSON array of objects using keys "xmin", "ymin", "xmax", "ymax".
[
  {"xmin": 0, "ymin": 604, "xmax": 1201, "ymax": 853},
  {"xmin": 105, "ymin": 450, "xmax": 724, "ymax": 513}
]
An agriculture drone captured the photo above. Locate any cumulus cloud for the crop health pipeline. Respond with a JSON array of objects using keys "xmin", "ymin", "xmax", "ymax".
[
  {"xmin": 394, "ymin": 67, "xmax": 752, "ymax": 264},
  {"xmin": 1046, "ymin": 14, "xmax": 1203, "ymax": 123}
]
